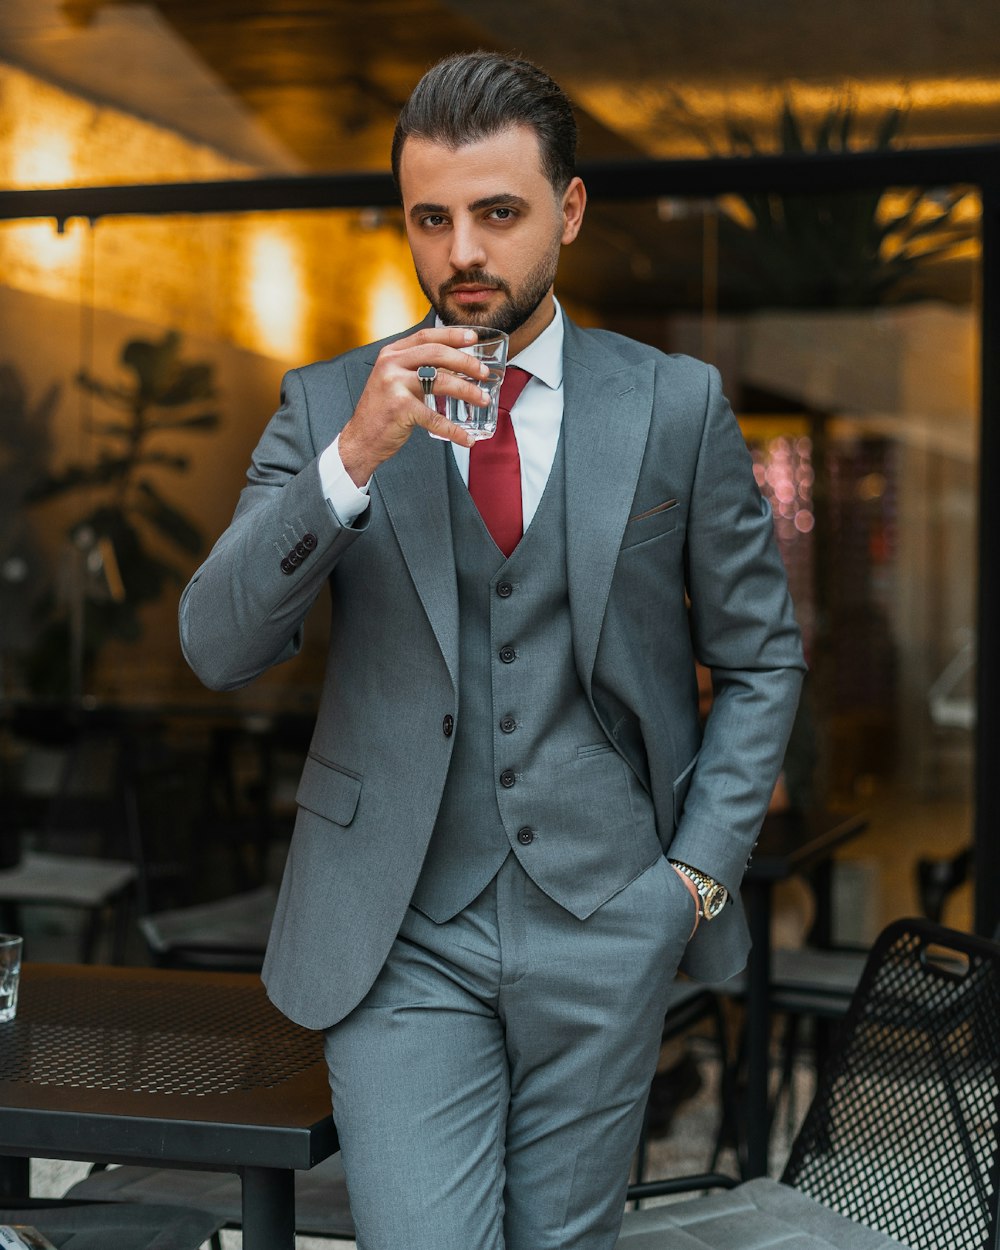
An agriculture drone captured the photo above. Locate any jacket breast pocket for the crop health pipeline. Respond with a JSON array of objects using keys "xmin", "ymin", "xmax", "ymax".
[
  {"xmin": 296, "ymin": 752, "xmax": 362, "ymax": 827},
  {"xmin": 620, "ymin": 499, "xmax": 680, "ymax": 551}
]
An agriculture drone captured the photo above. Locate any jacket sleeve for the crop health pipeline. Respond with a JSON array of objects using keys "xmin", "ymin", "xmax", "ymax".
[
  {"xmin": 179, "ymin": 364, "xmax": 369, "ymax": 691},
  {"xmin": 667, "ymin": 364, "xmax": 807, "ymax": 894}
]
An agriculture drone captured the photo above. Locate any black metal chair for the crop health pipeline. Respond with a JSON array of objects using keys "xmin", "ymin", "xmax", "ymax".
[
  {"xmin": 66, "ymin": 1159, "xmax": 355, "ymax": 1247},
  {"xmin": 137, "ymin": 883, "xmax": 277, "ymax": 972},
  {"xmin": 0, "ymin": 1198, "xmax": 223, "ymax": 1249},
  {"xmin": 131, "ymin": 712, "xmax": 310, "ymax": 973},
  {"xmin": 616, "ymin": 917, "xmax": 1000, "ymax": 1249},
  {"xmin": 0, "ymin": 709, "xmax": 141, "ymax": 963},
  {"xmin": 743, "ymin": 845, "xmax": 980, "ymax": 1154},
  {"xmin": 916, "ymin": 845, "xmax": 972, "ymax": 923}
]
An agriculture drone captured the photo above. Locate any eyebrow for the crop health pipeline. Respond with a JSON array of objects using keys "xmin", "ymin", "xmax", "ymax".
[{"xmin": 409, "ymin": 193, "xmax": 530, "ymax": 220}]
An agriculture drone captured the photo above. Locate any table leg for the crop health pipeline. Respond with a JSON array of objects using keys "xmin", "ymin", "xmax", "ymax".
[
  {"xmin": 0, "ymin": 1156, "xmax": 30, "ymax": 1201},
  {"xmin": 743, "ymin": 878, "xmax": 772, "ymax": 1178},
  {"xmin": 241, "ymin": 1166, "xmax": 295, "ymax": 1250}
]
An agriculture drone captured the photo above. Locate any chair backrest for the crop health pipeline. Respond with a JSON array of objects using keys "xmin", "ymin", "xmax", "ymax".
[{"xmin": 782, "ymin": 918, "xmax": 1000, "ymax": 1250}]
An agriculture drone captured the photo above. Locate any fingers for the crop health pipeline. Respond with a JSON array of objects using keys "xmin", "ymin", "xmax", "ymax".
[
  {"xmin": 343, "ymin": 327, "xmax": 495, "ymax": 477},
  {"xmin": 416, "ymin": 404, "xmax": 478, "ymax": 449},
  {"xmin": 392, "ymin": 327, "xmax": 484, "ymax": 376},
  {"xmin": 378, "ymin": 333, "xmax": 491, "ymax": 413},
  {"xmin": 417, "ymin": 373, "xmax": 491, "ymax": 415},
  {"xmin": 405, "ymin": 325, "xmax": 481, "ymax": 350},
  {"xmin": 400, "ymin": 354, "xmax": 491, "ymax": 403},
  {"xmin": 671, "ymin": 865, "xmax": 701, "ymax": 940}
]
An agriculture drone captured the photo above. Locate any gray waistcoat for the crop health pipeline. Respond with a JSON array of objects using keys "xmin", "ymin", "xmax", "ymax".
[{"xmin": 410, "ymin": 436, "xmax": 660, "ymax": 924}]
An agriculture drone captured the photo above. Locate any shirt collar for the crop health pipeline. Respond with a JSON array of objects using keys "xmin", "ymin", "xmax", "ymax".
[{"xmin": 509, "ymin": 298, "xmax": 564, "ymax": 390}]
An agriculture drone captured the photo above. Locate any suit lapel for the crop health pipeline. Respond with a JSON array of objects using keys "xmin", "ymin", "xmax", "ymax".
[
  {"xmin": 563, "ymin": 320, "xmax": 654, "ymax": 690},
  {"xmin": 344, "ymin": 332, "xmax": 460, "ymax": 689}
]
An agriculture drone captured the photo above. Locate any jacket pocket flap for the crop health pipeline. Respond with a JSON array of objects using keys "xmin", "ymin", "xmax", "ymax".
[{"xmin": 296, "ymin": 753, "xmax": 362, "ymax": 827}]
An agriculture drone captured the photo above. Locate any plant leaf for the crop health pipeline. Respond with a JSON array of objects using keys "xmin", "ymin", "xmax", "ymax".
[
  {"xmin": 147, "ymin": 411, "xmax": 221, "ymax": 432},
  {"xmin": 92, "ymin": 421, "xmax": 133, "ymax": 439},
  {"xmin": 122, "ymin": 332, "xmax": 181, "ymax": 403},
  {"xmin": 154, "ymin": 364, "xmax": 216, "ymax": 406},
  {"xmin": 874, "ymin": 107, "xmax": 905, "ymax": 150},
  {"xmin": 75, "ymin": 371, "xmax": 133, "ymax": 407},
  {"xmin": 137, "ymin": 450, "xmax": 190, "ymax": 472},
  {"xmin": 24, "ymin": 456, "xmax": 132, "ymax": 501},
  {"xmin": 134, "ymin": 479, "xmax": 204, "ymax": 554},
  {"xmin": 779, "ymin": 99, "xmax": 805, "ymax": 154}
]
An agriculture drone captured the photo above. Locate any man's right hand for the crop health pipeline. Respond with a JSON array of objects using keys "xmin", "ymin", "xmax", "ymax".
[{"xmin": 338, "ymin": 326, "xmax": 492, "ymax": 486}]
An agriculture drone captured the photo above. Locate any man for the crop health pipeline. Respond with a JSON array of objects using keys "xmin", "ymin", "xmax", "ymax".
[{"xmin": 180, "ymin": 52, "xmax": 804, "ymax": 1250}]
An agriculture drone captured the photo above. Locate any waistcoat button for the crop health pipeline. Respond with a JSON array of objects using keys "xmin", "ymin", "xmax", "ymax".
[
  {"xmin": 500, "ymin": 715, "xmax": 516, "ymax": 734},
  {"xmin": 442, "ymin": 714, "xmax": 454, "ymax": 737},
  {"xmin": 517, "ymin": 827, "xmax": 534, "ymax": 845},
  {"xmin": 500, "ymin": 768, "xmax": 516, "ymax": 788},
  {"xmin": 496, "ymin": 580, "xmax": 513, "ymax": 598},
  {"xmin": 499, "ymin": 645, "xmax": 516, "ymax": 664}
]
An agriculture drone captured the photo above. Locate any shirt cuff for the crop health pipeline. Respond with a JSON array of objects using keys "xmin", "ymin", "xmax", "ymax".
[{"xmin": 320, "ymin": 435, "xmax": 371, "ymax": 526}]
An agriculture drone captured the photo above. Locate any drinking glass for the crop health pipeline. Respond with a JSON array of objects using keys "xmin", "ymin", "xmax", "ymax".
[
  {"xmin": 0, "ymin": 934, "xmax": 22, "ymax": 1022},
  {"xmin": 426, "ymin": 326, "xmax": 508, "ymax": 440}
]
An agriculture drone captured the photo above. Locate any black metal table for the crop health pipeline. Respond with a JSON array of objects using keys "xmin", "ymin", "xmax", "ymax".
[
  {"xmin": 741, "ymin": 808, "xmax": 869, "ymax": 1177},
  {"xmin": 0, "ymin": 963, "xmax": 339, "ymax": 1249}
]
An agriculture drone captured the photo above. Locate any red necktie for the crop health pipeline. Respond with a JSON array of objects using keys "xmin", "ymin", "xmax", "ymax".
[{"xmin": 468, "ymin": 366, "xmax": 531, "ymax": 558}]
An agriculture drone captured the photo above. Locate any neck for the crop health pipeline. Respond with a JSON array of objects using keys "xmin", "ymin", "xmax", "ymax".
[{"xmin": 509, "ymin": 292, "xmax": 556, "ymax": 358}]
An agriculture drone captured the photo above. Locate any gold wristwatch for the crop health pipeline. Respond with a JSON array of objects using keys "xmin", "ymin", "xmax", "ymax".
[{"xmin": 669, "ymin": 860, "xmax": 728, "ymax": 921}]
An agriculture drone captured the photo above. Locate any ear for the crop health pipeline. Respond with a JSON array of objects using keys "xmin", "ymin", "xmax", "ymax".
[{"xmin": 560, "ymin": 176, "xmax": 587, "ymax": 245}]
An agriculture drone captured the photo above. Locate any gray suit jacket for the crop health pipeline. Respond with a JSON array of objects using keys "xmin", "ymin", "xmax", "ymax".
[{"xmin": 179, "ymin": 315, "xmax": 805, "ymax": 1030}]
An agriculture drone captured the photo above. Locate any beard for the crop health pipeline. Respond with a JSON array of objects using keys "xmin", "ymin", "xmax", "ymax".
[{"xmin": 416, "ymin": 248, "xmax": 559, "ymax": 337}]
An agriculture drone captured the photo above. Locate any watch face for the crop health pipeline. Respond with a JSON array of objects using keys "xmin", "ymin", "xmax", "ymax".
[{"xmin": 703, "ymin": 883, "xmax": 728, "ymax": 919}]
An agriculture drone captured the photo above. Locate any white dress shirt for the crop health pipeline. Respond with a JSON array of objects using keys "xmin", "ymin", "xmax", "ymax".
[{"xmin": 319, "ymin": 302, "xmax": 566, "ymax": 529}]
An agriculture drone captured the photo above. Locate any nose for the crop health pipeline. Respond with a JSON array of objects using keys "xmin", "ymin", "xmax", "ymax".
[{"xmin": 449, "ymin": 218, "xmax": 487, "ymax": 273}]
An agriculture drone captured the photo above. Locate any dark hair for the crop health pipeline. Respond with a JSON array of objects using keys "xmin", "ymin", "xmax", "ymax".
[{"xmin": 391, "ymin": 52, "xmax": 577, "ymax": 193}]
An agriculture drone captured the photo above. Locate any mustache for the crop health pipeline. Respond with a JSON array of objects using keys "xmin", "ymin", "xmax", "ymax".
[{"xmin": 440, "ymin": 271, "xmax": 511, "ymax": 297}]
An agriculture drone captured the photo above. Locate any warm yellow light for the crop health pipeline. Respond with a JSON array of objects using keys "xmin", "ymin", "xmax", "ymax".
[
  {"xmin": 10, "ymin": 126, "xmax": 76, "ymax": 188},
  {"xmin": 246, "ymin": 228, "xmax": 304, "ymax": 360},
  {"xmin": 367, "ymin": 262, "xmax": 426, "ymax": 342},
  {"xmin": 3, "ymin": 218, "xmax": 84, "ymax": 286}
]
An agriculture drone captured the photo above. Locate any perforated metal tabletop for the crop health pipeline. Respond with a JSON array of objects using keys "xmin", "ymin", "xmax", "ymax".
[{"xmin": 0, "ymin": 964, "xmax": 339, "ymax": 1249}]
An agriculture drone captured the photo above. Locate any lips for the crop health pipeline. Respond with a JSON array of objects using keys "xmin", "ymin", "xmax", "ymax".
[{"xmin": 449, "ymin": 286, "xmax": 496, "ymax": 303}]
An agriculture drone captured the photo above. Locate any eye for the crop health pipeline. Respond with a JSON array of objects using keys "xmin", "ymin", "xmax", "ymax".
[
  {"xmin": 489, "ymin": 206, "xmax": 516, "ymax": 222},
  {"xmin": 420, "ymin": 213, "xmax": 448, "ymax": 229}
]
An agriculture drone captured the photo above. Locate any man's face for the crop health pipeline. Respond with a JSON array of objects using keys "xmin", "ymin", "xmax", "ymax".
[{"xmin": 398, "ymin": 125, "xmax": 585, "ymax": 354}]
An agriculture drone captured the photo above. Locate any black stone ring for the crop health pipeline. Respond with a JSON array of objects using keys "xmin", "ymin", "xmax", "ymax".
[{"xmin": 417, "ymin": 365, "xmax": 437, "ymax": 397}]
